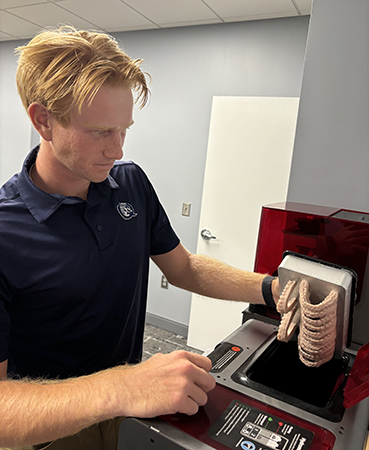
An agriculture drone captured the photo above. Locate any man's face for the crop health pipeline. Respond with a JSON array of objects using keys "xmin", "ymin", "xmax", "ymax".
[{"xmin": 47, "ymin": 83, "xmax": 134, "ymax": 184}]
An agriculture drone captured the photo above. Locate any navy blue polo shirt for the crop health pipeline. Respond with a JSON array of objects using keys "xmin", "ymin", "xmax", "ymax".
[{"xmin": 0, "ymin": 147, "xmax": 179, "ymax": 379}]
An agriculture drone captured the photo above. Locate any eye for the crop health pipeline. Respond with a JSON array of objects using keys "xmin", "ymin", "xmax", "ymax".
[{"xmin": 93, "ymin": 130, "xmax": 109, "ymax": 138}]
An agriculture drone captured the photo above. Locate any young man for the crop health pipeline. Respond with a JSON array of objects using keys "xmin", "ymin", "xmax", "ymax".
[{"xmin": 0, "ymin": 26, "xmax": 279, "ymax": 449}]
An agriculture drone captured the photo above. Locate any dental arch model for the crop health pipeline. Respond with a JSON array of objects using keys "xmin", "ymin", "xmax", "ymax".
[{"xmin": 277, "ymin": 279, "xmax": 338, "ymax": 368}]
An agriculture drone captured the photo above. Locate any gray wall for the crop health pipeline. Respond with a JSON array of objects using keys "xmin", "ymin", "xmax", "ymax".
[
  {"xmin": 287, "ymin": 0, "xmax": 369, "ymax": 213},
  {"xmin": 0, "ymin": 39, "xmax": 30, "ymax": 184},
  {"xmin": 0, "ymin": 17, "xmax": 309, "ymax": 333}
]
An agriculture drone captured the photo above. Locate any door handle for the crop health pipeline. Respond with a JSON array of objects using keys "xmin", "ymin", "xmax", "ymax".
[{"xmin": 201, "ymin": 228, "xmax": 216, "ymax": 240}]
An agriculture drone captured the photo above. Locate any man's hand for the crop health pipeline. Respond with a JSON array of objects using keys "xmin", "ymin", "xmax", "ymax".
[
  {"xmin": 113, "ymin": 350, "xmax": 216, "ymax": 418},
  {"xmin": 272, "ymin": 277, "xmax": 280, "ymax": 305},
  {"xmin": 0, "ymin": 351, "xmax": 215, "ymax": 447}
]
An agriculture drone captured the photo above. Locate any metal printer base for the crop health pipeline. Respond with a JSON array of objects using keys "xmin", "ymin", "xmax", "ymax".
[{"xmin": 118, "ymin": 319, "xmax": 369, "ymax": 450}]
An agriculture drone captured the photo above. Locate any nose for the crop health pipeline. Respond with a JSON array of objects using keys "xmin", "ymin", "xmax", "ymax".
[
  {"xmin": 112, "ymin": 142, "xmax": 124, "ymax": 161},
  {"xmin": 106, "ymin": 130, "xmax": 125, "ymax": 160}
]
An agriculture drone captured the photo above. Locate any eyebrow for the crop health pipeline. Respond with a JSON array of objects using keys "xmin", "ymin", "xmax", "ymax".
[{"xmin": 84, "ymin": 120, "xmax": 135, "ymax": 131}]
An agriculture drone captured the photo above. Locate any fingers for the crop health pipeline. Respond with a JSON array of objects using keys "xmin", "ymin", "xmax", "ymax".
[
  {"xmin": 164, "ymin": 351, "xmax": 215, "ymax": 415},
  {"xmin": 181, "ymin": 384, "xmax": 210, "ymax": 416},
  {"xmin": 185, "ymin": 351, "xmax": 214, "ymax": 375},
  {"xmin": 156, "ymin": 350, "xmax": 216, "ymax": 396}
]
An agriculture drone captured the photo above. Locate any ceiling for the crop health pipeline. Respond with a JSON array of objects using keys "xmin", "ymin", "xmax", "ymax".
[{"xmin": 0, "ymin": 0, "xmax": 312, "ymax": 42}]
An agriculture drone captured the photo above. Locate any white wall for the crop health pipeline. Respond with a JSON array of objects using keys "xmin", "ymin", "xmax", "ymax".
[{"xmin": 0, "ymin": 17, "xmax": 310, "ymax": 333}]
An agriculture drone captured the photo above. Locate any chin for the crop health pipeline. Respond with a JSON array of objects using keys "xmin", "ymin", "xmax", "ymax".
[{"xmin": 92, "ymin": 175, "xmax": 109, "ymax": 184}]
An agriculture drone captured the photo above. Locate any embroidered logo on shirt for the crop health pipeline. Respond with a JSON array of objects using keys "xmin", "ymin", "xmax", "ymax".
[{"xmin": 116, "ymin": 202, "xmax": 138, "ymax": 220}]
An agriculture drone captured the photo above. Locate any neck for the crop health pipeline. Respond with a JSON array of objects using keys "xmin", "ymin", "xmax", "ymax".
[{"xmin": 31, "ymin": 142, "xmax": 90, "ymax": 200}]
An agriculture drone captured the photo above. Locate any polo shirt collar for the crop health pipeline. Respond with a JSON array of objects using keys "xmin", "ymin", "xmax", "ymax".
[{"xmin": 18, "ymin": 146, "xmax": 120, "ymax": 224}]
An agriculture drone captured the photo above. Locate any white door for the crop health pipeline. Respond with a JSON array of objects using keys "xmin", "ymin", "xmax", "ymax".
[{"xmin": 187, "ymin": 96, "xmax": 299, "ymax": 351}]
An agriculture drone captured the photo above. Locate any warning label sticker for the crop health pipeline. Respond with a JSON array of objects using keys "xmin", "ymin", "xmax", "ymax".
[{"xmin": 208, "ymin": 400, "xmax": 314, "ymax": 450}]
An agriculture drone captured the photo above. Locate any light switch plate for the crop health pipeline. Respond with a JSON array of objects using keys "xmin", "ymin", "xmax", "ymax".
[{"xmin": 182, "ymin": 202, "xmax": 191, "ymax": 217}]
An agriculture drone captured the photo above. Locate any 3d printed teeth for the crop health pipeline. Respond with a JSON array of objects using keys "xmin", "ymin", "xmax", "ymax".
[
  {"xmin": 277, "ymin": 280, "xmax": 301, "ymax": 342},
  {"xmin": 277, "ymin": 307, "xmax": 301, "ymax": 343},
  {"xmin": 277, "ymin": 280, "xmax": 298, "ymax": 314},
  {"xmin": 276, "ymin": 279, "xmax": 338, "ymax": 368},
  {"xmin": 298, "ymin": 280, "xmax": 338, "ymax": 367}
]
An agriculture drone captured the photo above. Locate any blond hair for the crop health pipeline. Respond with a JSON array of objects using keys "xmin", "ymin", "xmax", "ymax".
[{"xmin": 15, "ymin": 25, "xmax": 150, "ymax": 126}]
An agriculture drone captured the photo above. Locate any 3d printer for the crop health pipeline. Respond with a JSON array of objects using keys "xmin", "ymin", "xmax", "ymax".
[{"xmin": 118, "ymin": 202, "xmax": 369, "ymax": 450}]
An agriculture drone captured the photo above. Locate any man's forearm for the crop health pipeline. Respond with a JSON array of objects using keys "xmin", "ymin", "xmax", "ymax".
[
  {"xmin": 0, "ymin": 351, "xmax": 215, "ymax": 448},
  {"xmin": 168, "ymin": 252, "xmax": 279, "ymax": 305},
  {"xmin": 0, "ymin": 370, "xmax": 117, "ymax": 447}
]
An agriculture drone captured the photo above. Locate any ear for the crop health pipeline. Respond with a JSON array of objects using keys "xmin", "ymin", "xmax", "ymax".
[{"xmin": 27, "ymin": 103, "xmax": 53, "ymax": 141}]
